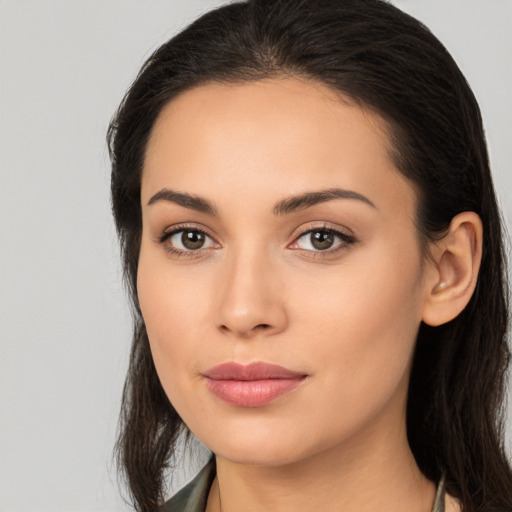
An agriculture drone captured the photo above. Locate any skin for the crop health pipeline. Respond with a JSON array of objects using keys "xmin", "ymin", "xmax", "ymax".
[{"xmin": 138, "ymin": 78, "xmax": 475, "ymax": 511}]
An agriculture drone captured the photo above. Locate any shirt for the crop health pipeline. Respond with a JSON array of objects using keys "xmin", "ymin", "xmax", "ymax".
[{"xmin": 162, "ymin": 458, "xmax": 446, "ymax": 512}]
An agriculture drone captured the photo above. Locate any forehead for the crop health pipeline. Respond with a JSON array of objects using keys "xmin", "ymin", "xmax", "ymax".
[
  {"xmin": 146, "ymin": 77, "xmax": 392, "ymax": 163},
  {"xmin": 142, "ymin": 78, "xmax": 416, "ymax": 217}
]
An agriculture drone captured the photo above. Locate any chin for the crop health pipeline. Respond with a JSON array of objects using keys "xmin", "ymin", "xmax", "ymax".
[
  {"xmin": 194, "ymin": 423, "xmax": 323, "ymax": 468},
  {"xmin": 213, "ymin": 444, "xmax": 307, "ymax": 467}
]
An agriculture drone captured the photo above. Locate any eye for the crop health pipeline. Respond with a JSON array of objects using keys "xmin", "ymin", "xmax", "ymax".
[
  {"xmin": 290, "ymin": 227, "xmax": 356, "ymax": 253},
  {"xmin": 159, "ymin": 227, "xmax": 217, "ymax": 256}
]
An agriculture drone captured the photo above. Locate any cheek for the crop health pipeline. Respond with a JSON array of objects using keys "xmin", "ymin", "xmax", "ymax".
[
  {"xmin": 300, "ymin": 232, "xmax": 423, "ymax": 332},
  {"xmin": 287, "ymin": 239, "xmax": 426, "ymax": 390},
  {"xmin": 136, "ymin": 246, "xmax": 209, "ymax": 394}
]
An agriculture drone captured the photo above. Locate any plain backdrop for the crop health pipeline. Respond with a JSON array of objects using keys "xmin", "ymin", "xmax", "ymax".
[{"xmin": 1, "ymin": 1, "xmax": 511, "ymax": 511}]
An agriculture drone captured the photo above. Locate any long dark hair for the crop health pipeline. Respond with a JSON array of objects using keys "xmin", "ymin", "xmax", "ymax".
[{"xmin": 107, "ymin": 1, "xmax": 512, "ymax": 511}]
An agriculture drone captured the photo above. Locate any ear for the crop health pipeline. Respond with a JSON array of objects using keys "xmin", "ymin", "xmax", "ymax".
[{"xmin": 422, "ymin": 211, "xmax": 483, "ymax": 327}]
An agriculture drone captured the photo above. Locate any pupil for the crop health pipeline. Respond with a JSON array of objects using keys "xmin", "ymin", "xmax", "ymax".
[
  {"xmin": 311, "ymin": 231, "xmax": 334, "ymax": 250},
  {"xmin": 182, "ymin": 231, "xmax": 205, "ymax": 250}
]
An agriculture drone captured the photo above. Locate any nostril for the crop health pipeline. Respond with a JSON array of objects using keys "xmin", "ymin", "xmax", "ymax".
[{"xmin": 218, "ymin": 323, "xmax": 272, "ymax": 335}]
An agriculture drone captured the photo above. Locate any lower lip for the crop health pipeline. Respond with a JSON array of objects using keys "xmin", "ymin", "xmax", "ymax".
[{"xmin": 205, "ymin": 378, "xmax": 305, "ymax": 407}]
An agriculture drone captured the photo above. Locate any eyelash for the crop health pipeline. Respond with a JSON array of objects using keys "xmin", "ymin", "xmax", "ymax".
[
  {"xmin": 158, "ymin": 224, "xmax": 216, "ymax": 259},
  {"xmin": 289, "ymin": 225, "xmax": 356, "ymax": 258},
  {"xmin": 158, "ymin": 223, "xmax": 357, "ymax": 259}
]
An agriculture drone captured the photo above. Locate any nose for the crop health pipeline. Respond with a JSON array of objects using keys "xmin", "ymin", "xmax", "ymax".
[{"xmin": 215, "ymin": 248, "xmax": 288, "ymax": 339}]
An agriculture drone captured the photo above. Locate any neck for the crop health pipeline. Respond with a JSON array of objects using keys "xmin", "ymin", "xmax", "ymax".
[{"xmin": 207, "ymin": 408, "xmax": 436, "ymax": 512}]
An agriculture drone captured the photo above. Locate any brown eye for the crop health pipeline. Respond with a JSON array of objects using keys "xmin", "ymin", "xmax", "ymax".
[
  {"xmin": 181, "ymin": 230, "xmax": 206, "ymax": 250},
  {"xmin": 310, "ymin": 231, "xmax": 334, "ymax": 250},
  {"xmin": 164, "ymin": 229, "xmax": 216, "ymax": 252},
  {"xmin": 291, "ymin": 227, "xmax": 355, "ymax": 253}
]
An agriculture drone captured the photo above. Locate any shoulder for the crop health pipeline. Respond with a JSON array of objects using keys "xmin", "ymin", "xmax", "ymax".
[{"xmin": 161, "ymin": 458, "xmax": 216, "ymax": 512}]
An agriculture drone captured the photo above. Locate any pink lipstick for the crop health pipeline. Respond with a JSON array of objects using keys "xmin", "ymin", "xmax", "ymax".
[{"xmin": 203, "ymin": 362, "xmax": 307, "ymax": 407}]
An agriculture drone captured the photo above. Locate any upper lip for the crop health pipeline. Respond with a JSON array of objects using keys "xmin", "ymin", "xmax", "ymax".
[{"xmin": 203, "ymin": 361, "xmax": 306, "ymax": 381}]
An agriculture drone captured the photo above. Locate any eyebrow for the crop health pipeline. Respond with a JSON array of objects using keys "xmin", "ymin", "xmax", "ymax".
[
  {"xmin": 272, "ymin": 188, "xmax": 376, "ymax": 215},
  {"xmin": 146, "ymin": 187, "xmax": 376, "ymax": 215},
  {"xmin": 147, "ymin": 189, "xmax": 218, "ymax": 215}
]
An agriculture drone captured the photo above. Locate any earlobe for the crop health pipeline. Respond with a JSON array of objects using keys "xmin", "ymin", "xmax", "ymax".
[{"xmin": 422, "ymin": 211, "xmax": 483, "ymax": 327}]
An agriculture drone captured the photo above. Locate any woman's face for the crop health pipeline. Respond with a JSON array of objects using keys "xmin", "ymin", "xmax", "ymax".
[{"xmin": 138, "ymin": 78, "xmax": 433, "ymax": 466}]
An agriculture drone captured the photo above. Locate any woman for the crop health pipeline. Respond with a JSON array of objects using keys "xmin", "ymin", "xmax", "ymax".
[{"xmin": 107, "ymin": 0, "xmax": 512, "ymax": 511}]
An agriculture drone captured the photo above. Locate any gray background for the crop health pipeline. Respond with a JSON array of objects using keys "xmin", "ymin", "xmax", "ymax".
[{"xmin": 1, "ymin": 1, "xmax": 511, "ymax": 511}]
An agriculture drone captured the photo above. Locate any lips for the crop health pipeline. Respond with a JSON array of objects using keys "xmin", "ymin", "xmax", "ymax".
[{"xmin": 203, "ymin": 362, "xmax": 307, "ymax": 407}]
